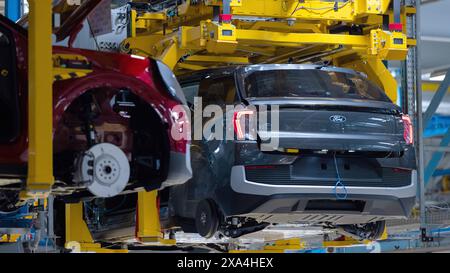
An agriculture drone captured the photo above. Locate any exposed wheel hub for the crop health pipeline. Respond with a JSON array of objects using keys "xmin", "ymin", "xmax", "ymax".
[
  {"xmin": 95, "ymin": 155, "xmax": 121, "ymax": 186},
  {"xmin": 338, "ymin": 220, "xmax": 386, "ymax": 240}
]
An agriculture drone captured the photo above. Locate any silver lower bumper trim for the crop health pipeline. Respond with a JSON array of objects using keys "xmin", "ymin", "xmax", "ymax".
[{"xmin": 230, "ymin": 165, "xmax": 416, "ymax": 199}]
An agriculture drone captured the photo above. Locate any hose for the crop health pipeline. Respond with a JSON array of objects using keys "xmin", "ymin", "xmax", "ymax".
[{"xmin": 333, "ymin": 152, "xmax": 348, "ymax": 200}]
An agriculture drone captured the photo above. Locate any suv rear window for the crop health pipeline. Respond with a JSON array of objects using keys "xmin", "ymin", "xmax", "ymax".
[
  {"xmin": 198, "ymin": 76, "xmax": 237, "ymax": 106},
  {"xmin": 242, "ymin": 69, "xmax": 391, "ymax": 102}
]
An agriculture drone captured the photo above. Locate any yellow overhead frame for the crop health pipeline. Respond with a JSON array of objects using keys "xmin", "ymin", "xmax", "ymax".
[
  {"xmin": 123, "ymin": 0, "xmax": 415, "ymax": 103},
  {"xmin": 20, "ymin": 0, "xmax": 55, "ymax": 200}
]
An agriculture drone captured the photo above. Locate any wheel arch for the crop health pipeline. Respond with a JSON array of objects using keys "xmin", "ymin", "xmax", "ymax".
[
  {"xmin": 53, "ymin": 72, "xmax": 171, "ymax": 130},
  {"xmin": 52, "ymin": 72, "xmax": 173, "ymax": 191}
]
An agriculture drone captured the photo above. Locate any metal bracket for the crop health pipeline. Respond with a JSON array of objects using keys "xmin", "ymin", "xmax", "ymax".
[{"xmin": 421, "ymin": 228, "xmax": 434, "ymax": 243}]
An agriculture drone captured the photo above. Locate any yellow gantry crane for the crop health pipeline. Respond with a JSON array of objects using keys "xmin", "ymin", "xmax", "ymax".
[{"xmin": 122, "ymin": 0, "xmax": 417, "ymax": 103}]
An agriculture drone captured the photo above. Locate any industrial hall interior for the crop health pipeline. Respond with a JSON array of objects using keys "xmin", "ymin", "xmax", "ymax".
[{"xmin": 1, "ymin": 0, "xmax": 450, "ymax": 254}]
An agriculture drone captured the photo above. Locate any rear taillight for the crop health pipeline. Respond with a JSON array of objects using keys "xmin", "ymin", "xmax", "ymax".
[
  {"xmin": 233, "ymin": 110, "xmax": 256, "ymax": 140},
  {"xmin": 169, "ymin": 104, "xmax": 190, "ymax": 153},
  {"xmin": 402, "ymin": 114, "xmax": 413, "ymax": 145}
]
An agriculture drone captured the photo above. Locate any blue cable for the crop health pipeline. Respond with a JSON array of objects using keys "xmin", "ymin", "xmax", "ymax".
[{"xmin": 333, "ymin": 153, "xmax": 348, "ymax": 200}]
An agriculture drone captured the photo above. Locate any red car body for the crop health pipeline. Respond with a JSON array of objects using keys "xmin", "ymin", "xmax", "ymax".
[{"xmin": 0, "ymin": 14, "xmax": 191, "ymax": 201}]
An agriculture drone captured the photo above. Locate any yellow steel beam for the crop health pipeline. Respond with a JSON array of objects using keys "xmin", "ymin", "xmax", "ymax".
[
  {"xmin": 178, "ymin": 23, "xmax": 399, "ymax": 54},
  {"xmin": 423, "ymin": 81, "xmax": 450, "ymax": 93},
  {"xmin": 244, "ymin": 21, "xmax": 323, "ymax": 33},
  {"xmin": 186, "ymin": 55, "xmax": 249, "ymax": 64},
  {"xmin": 0, "ymin": 234, "xmax": 21, "ymax": 243},
  {"xmin": 236, "ymin": 29, "xmax": 370, "ymax": 48},
  {"xmin": 136, "ymin": 11, "xmax": 167, "ymax": 21},
  {"xmin": 364, "ymin": 57, "xmax": 399, "ymax": 102},
  {"xmin": 339, "ymin": 56, "xmax": 398, "ymax": 102},
  {"xmin": 159, "ymin": 38, "xmax": 190, "ymax": 70},
  {"xmin": 136, "ymin": 190, "xmax": 176, "ymax": 245},
  {"xmin": 264, "ymin": 238, "xmax": 306, "ymax": 250},
  {"xmin": 443, "ymin": 176, "xmax": 450, "ymax": 193},
  {"xmin": 130, "ymin": 9, "xmax": 137, "ymax": 38},
  {"xmin": 236, "ymin": 45, "xmax": 275, "ymax": 56},
  {"xmin": 407, "ymin": 39, "xmax": 417, "ymax": 46},
  {"xmin": 229, "ymin": 238, "xmax": 306, "ymax": 253},
  {"xmin": 136, "ymin": 190, "xmax": 161, "ymax": 242},
  {"xmin": 65, "ymin": 203, "xmax": 96, "ymax": 247},
  {"xmin": 21, "ymin": 0, "xmax": 54, "ymax": 199},
  {"xmin": 178, "ymin": 63, "xmax": 208, "ymax": 71},
  {"xmin": 132, "ymin": 0, "xmax": 393, "ymax": 31},
  {"xmin": 209, "ymin": 0, "xmax": 390, "ymax": 22}
]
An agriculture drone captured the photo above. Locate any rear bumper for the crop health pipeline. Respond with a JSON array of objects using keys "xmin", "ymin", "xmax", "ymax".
[
  {"xmin": 223, "ymin": 165, "xmax": 416, "ymax": 224},
  {"xmin": 259, "ymin": 131, "xmax": 407, "ymax": 153},
  {"xmin": 230, "ymin": 165, "xmax": 416, "ymax": 198}
]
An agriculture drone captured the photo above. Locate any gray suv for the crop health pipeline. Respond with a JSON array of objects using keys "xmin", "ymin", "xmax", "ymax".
[{"xmin": 169, "ymin": 64, "xmax": 416, "ymax": 240}]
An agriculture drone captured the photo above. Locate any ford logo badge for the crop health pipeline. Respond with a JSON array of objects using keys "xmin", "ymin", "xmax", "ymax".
[{"xmin": 330, "ymin": 115, "xmax": 346, "ymax": 123}]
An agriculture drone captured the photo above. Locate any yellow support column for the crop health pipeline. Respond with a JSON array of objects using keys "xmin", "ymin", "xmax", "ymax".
[
  {"xmin": 137, "ymin": 190, "xmax": 175, "ymax": 245},
  {"xmin": 340, "ymin": 57, "xmax": 399, "ymax": 103},
  {"xmin": 442, "ymin": 176, "xmax": 450, "ymax": 193},
  {"xmin": 65, "ymin": 203, "xmax": 99, "ymax": 250},
  {"xmin": 65, "ymin": 203, "xmax": 128, "ymax": 253},
  {"xmin": 21, "ymin": 0, "xmax": 55, "ymax": 199}
]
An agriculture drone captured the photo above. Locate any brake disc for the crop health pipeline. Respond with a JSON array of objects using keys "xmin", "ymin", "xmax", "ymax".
[{"xmin": 75, "ymin": 143, "xmax": 130, "ymax": 198}]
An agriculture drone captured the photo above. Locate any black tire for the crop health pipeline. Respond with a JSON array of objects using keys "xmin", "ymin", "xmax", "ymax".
[
  {"xmin": 0, "ymin": 191, "xmax": 20, "ymax": 213},
  {"xmin": 369, "ymin": 220, "xmax": 386, "ymax": 240},
  {"xmin": 339, "ymin": 220, "xmax": 386, "ymax": 240},
  {"xmin": 195, "ymin": 199, "xmax": 220, "ymax": 238}
]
